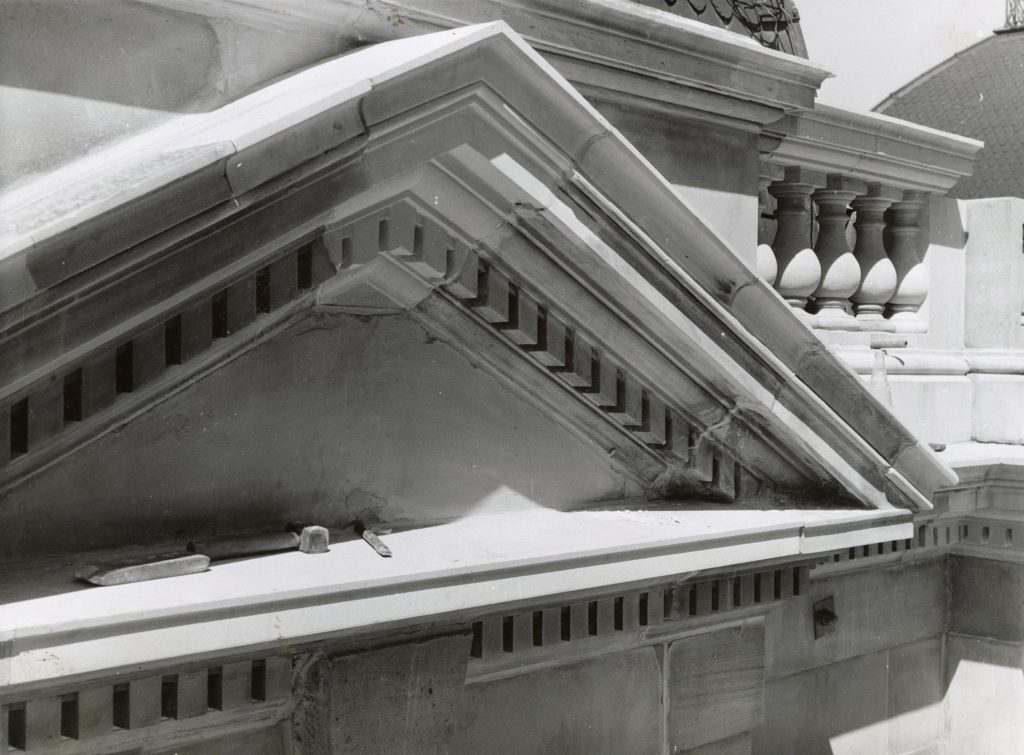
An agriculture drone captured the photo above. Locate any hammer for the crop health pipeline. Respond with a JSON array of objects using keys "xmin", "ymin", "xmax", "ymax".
[{"xmin": 187, "ymin": 523, "xmax": 330, "ymax": 560}]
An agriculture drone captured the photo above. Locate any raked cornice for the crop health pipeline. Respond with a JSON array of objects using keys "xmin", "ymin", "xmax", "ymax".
[{"xmin": 0, "ymin": 23, "xmax": 952, "ymax": 509}]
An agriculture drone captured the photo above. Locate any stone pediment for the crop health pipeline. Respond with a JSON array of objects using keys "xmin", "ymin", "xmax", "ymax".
[{"xmin": 0, "ymin": 23, "xmax": 954, "ymax": 522}]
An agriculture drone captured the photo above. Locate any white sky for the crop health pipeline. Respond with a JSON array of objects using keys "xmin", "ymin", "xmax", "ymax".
[{"xmin": 796, "ymin": 0, "xmax": 1007, "ymax": 110}]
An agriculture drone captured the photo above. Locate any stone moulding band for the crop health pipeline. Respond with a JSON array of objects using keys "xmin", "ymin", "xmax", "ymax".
[
  {"xmin": 0, "ymin": 655, "xmax": 292, "ymax": 753},
  {"xmin": 465, "ymin": 565, "xmax": 808, "ymax": 684}
]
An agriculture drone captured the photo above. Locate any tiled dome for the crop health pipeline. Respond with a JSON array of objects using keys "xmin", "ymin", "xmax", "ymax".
[
  {"xmin": 632, "ymin": 0, "xmax": 808, "ymax": 57},
  {"xmin": 877, "ymin": 29, "xmax": 1024, "ymax": 200}
]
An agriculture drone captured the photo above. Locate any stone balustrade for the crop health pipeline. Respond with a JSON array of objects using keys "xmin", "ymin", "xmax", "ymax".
[
  {"xmin": 755, "ymin": 102, "xmax": 982, "ymax": 337},
  {"xmin": 759, "ymin": 170, "xmax": 929, "ymax": 334},
  {"xmin": 766, "ymin": 167, "xmax": 818, "ymax": 314}
]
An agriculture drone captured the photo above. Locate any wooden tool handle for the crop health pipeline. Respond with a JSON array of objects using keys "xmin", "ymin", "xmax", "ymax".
[{"xmin": 187, "ymin": 531, "xmax": 300, "ymax": 560}]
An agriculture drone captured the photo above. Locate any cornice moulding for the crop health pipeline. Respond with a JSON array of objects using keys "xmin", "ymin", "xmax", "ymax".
[{"xmin": 762, "ymin": 102, "xmax": 984, "ymax": 193}]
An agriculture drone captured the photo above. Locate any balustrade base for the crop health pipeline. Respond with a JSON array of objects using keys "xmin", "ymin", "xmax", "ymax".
[
  {"xmin": 887, "ymin": 310, "xmax": 929, "ymax": 334},
  {"xmin": 813, "ymin": 301, "xmax": 857, "ymax": 331},
  {"xmin": 854, "ymin": 312, "xmax": 897, "ymax": 333}
]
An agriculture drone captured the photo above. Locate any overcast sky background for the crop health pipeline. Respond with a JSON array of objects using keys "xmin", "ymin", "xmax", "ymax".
[{"xmin": 795, "ymin": 0, "xmax": 1007, "ymax": 110}]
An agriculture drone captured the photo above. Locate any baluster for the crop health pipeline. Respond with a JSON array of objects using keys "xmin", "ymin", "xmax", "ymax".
[
  {"xmin": 768, "ymin": 167, "xmax": 820, "ymax": 313},
  {"xmin": 851, "ymin": 184, "xmax": 900, "ymax": 330},
  {"xmin": 757, "ymin": 176, "xmax": 777, "ymax": 286},
  {"xmin": 885, "ymin": 190, "xmax": 928, "ymax": 332},
  {"xmin": 811, "ymin": 176, "xmax": 860, "ymax": 327}
]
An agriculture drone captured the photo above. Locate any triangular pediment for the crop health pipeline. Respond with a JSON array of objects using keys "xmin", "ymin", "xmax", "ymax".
[{"xmin": 0, "ymin": 22, "xmax": 956, "ymax": 556}]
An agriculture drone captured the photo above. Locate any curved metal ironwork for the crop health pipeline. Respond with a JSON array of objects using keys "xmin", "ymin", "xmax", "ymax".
[
  {"xmin": 635, "ymin": 0, "xmax": 808, "ymax": 57},
  {"xmin": 1008, "ymin": 0, "xmax": 1024, "ymax": 30}
]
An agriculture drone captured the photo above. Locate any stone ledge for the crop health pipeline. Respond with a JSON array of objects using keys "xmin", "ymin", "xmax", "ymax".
[
  {"xmin": 832, "ymin": 348, "xmax": 1024, "ymax": 377},
  {"xmin": 939, "ymin": 442, "xmax": 1024, "ymax": 474},
  {"xmin": 0, "ymin": 506, "xmax": 909, "ymax": 693}
]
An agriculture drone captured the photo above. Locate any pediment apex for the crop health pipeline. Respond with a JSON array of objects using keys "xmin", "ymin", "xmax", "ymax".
[{"xmin": 316, "ymin": 253, "xmax": 435, "ymax": 314}]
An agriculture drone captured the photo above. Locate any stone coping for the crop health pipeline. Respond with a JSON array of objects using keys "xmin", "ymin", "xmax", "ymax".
[
  {"xmin": 762, "ymin": 100, "xmax": 984, "ymax": 193},
  {"xmin": 941, "ymin": 442, "xmax": 1024, "ymax": 465},
  {"xmin": 832, "ymin": 348, "xmax": 1024, "ymax": 376},
  {"xmin": 0, "ymin": 505, "xmax": 910, "ymax": 693}
]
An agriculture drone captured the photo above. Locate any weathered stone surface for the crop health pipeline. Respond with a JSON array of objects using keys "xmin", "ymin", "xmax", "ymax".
[
  {"xmin": 452, "ymin": 647, "xmax": 663, "ymax": 754},
  {"xmin": 754, "ymin": 649, "xmax": 890, "ymax": 755},
  {"xmin": 889, "ymin": 375, "xmax": 973, "ymax": 445},
  {"xmin": 177, "ymin": 669, "xmax": 208, "ymax": 719},
  {"xmin": 23, "ymin": 696, "xmax": 61, "ymax": 750},
  {"xmin": 0, "ymin": 1, "xmax": 341, "ymax": 189},
  {"xmin": 765, "ymin": 559, "xmax": 946, "ymax": 679},
  {"xmin": 888, "ymin": 636, "xmax": 944, "ymax": 754},
  {"xmin": 945, "ymin": 633, "xmax": 1024, "ymax": 754},
  {"xmin": 128, "ymin": 676, "xmax": 163, "ymax": 729},
  {"xmin": 594, "ymin": 104, "xmax": 759, "ymax": 265},
  {"xmin": 949, "ymin": 555, "xmax": 1024, "ymax": 641},
  {"xmin": 77, "ymin": 685, "xmax": 114, "ymax": 738},
  {"xmin": 972, "ymin": 375, "xmax": 1024, "ymax": 444},
  {"xmin": 668, "ymin": 624, "xmax": 765, "ymax": 752},
  {"xmin": 153, "ymin": 724, "xmax": 288, "ymax": 755},
  {"xmin": 330, "ymin": 633, "xmax": 471, "ymax": 754},
  {"xmin": 682, "ymin": 732, "xmax": 751, "ymax": 755},
  {"xmin": 963, "ymin": 197, "xmax": 1024, "ymax": 350},
  {"xmin": 1, "ymin": 314, "xmax": 634, "ymax": 557},
  {"xmin": 292, "ymin": 653, "xmax": 331, "ymax": 755}
]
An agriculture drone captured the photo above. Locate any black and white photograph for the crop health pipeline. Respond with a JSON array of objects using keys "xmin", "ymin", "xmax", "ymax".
[{"xmin": 1, "ymin": 1, "xmax": 1022, "ymax": 752}]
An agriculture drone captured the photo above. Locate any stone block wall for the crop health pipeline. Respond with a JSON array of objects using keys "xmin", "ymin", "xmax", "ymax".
[
  {"xmin": 274, "ymin": 556, "xmax": 968, "ymax": 755},
  {"xmin": 292, "ymin": 623, "xmax": 767, "ymax": 755},
  {"xmin": 870, "ymin": 195, "xmax": 1024, "ymax": 447},
  {"xmin": 291, "ymin": 554, "xmax": 1008, "ymax": 755},
  {"xmin": 757, "ymin": 559, "xmax": 947, "ymax": 754},
  {"xmin": 945, "ymin": 555, "xmax": 1024, "ymax": 754}
]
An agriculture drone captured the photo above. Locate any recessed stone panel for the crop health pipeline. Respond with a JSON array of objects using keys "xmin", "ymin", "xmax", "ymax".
[
  {"xmin": 888, "ymin": 636, "xmax": 944, "ymax": 754},
  {"xmin": 330, "ymin": 633, "xmax": 472, "ymax": 754},
  {"xmin": 667, "ymin": 623, "xmax": 765, "ymax": 751},
  {"xmin": 765, "ymin": 559, "xmax": 946, "ymax": 679},
  {"xmin": 949, "ymin": 555, "xmax": 1024, "ymax": 641},
  {"xmin": 945, "ymin": 633, "xmax": 1024, "ymax": 754},
  {"xmin": 888, "ymin": 375, "xmax": 973, "ymax": 445},
  {"xmin": 972, "ymin": 374, "xmax": 1024, "ymax": 444},
  {"xmin": 754, "ymin": 649, "xmax": 890, "ymax": 755},
  {"xmin": 452, "ymin": 647, "xmax": 663, "ymax": 754}
]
